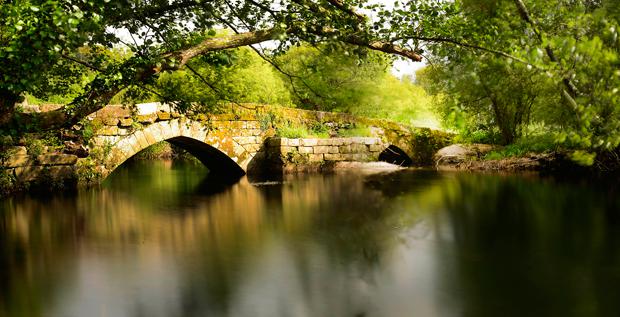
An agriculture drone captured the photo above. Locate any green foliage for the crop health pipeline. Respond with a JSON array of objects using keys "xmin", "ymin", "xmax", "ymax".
[
  {"xmin": 484, "ymin": 134, "xmax": 558, "ymax": 160},
  {"xmin": 415, "ymin": 0, "xmax": 620, "ymax": 165},
  {"xmin": 0, "ymin": 168, "xmax": 17, "ymax": 197},
  {"xmin": 409, "ymin": 128, "xmax": 453, "ymax": 165},
  {"xmin": 24, "ymin": 138, "xmax": 45, "ymax": 157},
  {"xmin": 308, "ymin": 122, "xmax": 329, "ymax": 137},
  {"xmin": 277, "ymin": 45, "xmax": 439, "ymax": 127},
  {"xmin": 79, "ymin": 119, "xmax": 103, "ymax": 144},
  {"xmin": 134, "ymin": 141, "xmax": 171, "ymax": 160},
  {"xmin": 276, "ymin": 121, "xmax": 329, "ymax": 138},
  {"xmin": 258, "ymin": 112, "xmax": 276, "ymax": 131},
  {"xmin": 337, "ymin": 125, "xmax": 372, "ymax": 137},
  {"xmin": 75, "ymin": 157, "xmax": 101, "ymax": 184},
  {"xmin": 276, "ymin": 124, "xmax": 310, "ymax": 139},
  {"xmin": 570, "ymin": 150, "xmax": 597, "ymax": 166},
  {"xmin": 88, "ymin": 139, "xmax": 112, "ymax": 163},
  {"xmin": 154, "ymin": 47, "xmax": 293, "ymax": 111},
  {"xmin": 0, "ymin": 0, "xmax": 108, "ymax": 105}
]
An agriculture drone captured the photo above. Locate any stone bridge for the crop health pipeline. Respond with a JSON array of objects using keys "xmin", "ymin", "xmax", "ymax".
[{"xmin": 1, "ymin": 103, "xmax": 451, "ymax": 188}]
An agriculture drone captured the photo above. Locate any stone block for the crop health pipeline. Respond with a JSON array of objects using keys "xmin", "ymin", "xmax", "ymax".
[
  {"xmin": 105, "ymin": 148, "xmax": 126, "ymax": 169},
  {"xmin": 187, "ymin": 122, "xmax": 204, "ymax": 140},
  {"xmin": 134, "ymin": 130, "xmax": 150, "ymax": 149},
  {"xmin": 157, "ymin": 111, "xmax": 171, "ymax": 121},
  {"xmin": 314, "ymin": 146, "xmax": 330, "ymax": 154},
  {"xmin": 235, "ymin": 129, "xmax": 252, "ymax": 137},
  {"xmin": 352, "ymin": 153, "xmax": 370, "ymax": 161},
  {"xmin": 137, "ymin": 114, "xmax": 157, "ymax": 124},
  {"xmin": 98, "ymin": 126, "xmax": 119, "ymax": 136},
  {"xmin": 301, "ymin": 139, "xmax": 318, "ymax": 146},
  {"xmin": 331, "ymin": 138, "xmax": 344, "ymax": 146},
  {"xmin": 246, "ymin": 121, "xmax": 261, "ymax": 130},
  {"xmin": 93, "ymin": 105, "xmax": 131, "ymax": 119},
  {"xmin": 157, "ymin": 103, "xmax": 172, "ymax": 113},
  {"xmin": 234, "ymin": 136, "xmax": 258, "ymax": 145},
  {"xmin": 364, "ymin": 138, "xmax": 380, "ymax": 145},
  {"xmin": 92, "ymin": 136, "xmax": 119, "ymax": 147},
  {"xmin": 103, "ymin": 117, "xmax": 119, "ymax": 126},
  {"xmin": 279, "ymin": 146, "xmax": 294, "ymax": 155},
  {"xmin": 150, "ymin": 125, "xmax": 166, "ymax": 143},
  {"xmin": 230, "ymin": 121, "xmax": 244, "ymax": 129},
  {"xmin": 4, "ymin": 155, "xmax": 32, "ymax": 168},
  {"xmin": 250, "ymin": 129, "xmax": 262, "ymax": 136},
  {"xmin": 136, "ymin": 102, "xmax": 158, "ymax": 115},
  {"xmin": 317, "ymin": 139, "xmax": 332, "ymax": 146},
  {"xmin": 127, "ymin": 135, "xmax": 143, "ymax": 153},
  {"xmin": 117, "ymin": 128, "xmax": 130, "ymax": 136},
  {"xmin": 8, "ymin": 146, "xmax": 27, "ymax": 156},
  {"xmin": 298, "ymin": 146, "xmax": 313, "ymax": 154},
  {"xmin": 169, "ymin": 120, "xmax": 181, "ymax": 136},
  {"xmin": 233, "ymin": 142, "xmax": 246, "ymax": 157},
  {"xmin": 324, "ymin": 154, "xmax": 345, "ymax": 161},
  {"xmin": 339, "ymin": 145, "xmax": 352, "ymax": 154},
  {"xmin": 287, "ymin": 138, "xmax": 301, "ymax": 146},
  {"xmin": 115, "ymin": 139, "xmax": 135, "ymax": 157},
  {"xmin": 179, "ymin": 120, "xmax": 192, "ymax": 136},
  {"xmin": 142, "ymin": 130, "xmax": 157, "ymax": 145},
  {"xmin": 351, "ymin": 143, "xmax": 368, "ymax": 153},
  {"xmin": 119, "ymin": 118, "xmax": 134, "ymax": 127},
  {"xmin": 36, "ymin": 154, "xmax": 78, "ymax": 166},
  {"xmin": 14, "ymin": 166, "xmax": 44, "ymax": 181},
  {"xmin": 328, "ymin": 146, "xmax": 339, "ymax": 154},
  {"xmin": 244, "ymin": 143, "xmax": 262, "ymax": 152},
  {"xmin": 369, "ymin": 144, "xmax": 385, "ymax": 152},
  {"xmin": 39, "ymin": 104, "xmax": 63, "ymax": 112},
  {"xmin": 308, "ymin": 154, "xmax": 324, "ymax": 162},
  {"xmin": 158, "ymin": 121, "xmax": 175, "ymax": 140}
]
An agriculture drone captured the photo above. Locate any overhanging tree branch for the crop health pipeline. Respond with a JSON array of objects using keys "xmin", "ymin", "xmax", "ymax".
[{"xmin": 19, "ymin": 28, "xmax": 285, "ymax": 130}]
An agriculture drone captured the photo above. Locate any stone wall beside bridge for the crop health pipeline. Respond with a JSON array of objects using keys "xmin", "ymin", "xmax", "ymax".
[{"xmin": 255, "ymin": 137, "xmax": 390, "ymax": 173}]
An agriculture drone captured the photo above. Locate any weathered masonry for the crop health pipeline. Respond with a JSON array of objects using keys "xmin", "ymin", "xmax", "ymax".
[
  {"xmin": 1, "ymin": 103, "xmax": 451, "ymax": 188},
  {"xmin": 257, "ymin": 137, "xmax": 390, "ymax": 173}
]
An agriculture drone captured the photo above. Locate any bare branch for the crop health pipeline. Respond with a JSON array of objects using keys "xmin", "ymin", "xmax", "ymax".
[{"xmin": 164, "ymin": 28, "xmax": 282, "ymax": 68}]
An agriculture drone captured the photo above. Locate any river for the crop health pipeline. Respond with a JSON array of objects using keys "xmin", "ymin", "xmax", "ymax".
[{"xmin": 1, "ymin": 160, "xmax": 619, "ymax": 317}]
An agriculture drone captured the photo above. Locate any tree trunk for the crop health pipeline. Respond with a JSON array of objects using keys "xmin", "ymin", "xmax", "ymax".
[{"xmin": 0, "ymin": 91, "xmax": 22, "ymax": 128}]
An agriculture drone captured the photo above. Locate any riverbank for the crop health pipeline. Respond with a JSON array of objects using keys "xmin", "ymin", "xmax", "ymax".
[{"xmin": 433, "ymin": 143, "xmax": 619, "ymax": 174}]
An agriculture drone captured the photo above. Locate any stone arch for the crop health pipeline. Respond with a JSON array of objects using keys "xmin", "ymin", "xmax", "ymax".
[
  {"xmin": 95, "ymin": 119, "xmax": 249, "ymax": 180},
  {"xmin": 378, "ymin": 145, "xmax": 413, "ymax": 167}
]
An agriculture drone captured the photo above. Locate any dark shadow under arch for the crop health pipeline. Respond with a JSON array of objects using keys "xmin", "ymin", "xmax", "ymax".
[
  {"xmin": 378, "ymin": 145, "xmax": 413, "ymax": 167},
  {"xmin": 166, "ymin": 136, "xmax": 246, "ymax": 181}
]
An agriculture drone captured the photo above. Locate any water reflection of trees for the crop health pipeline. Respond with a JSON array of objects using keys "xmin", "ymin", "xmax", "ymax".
[
  {"xmin": 10, "ymin": 166, "xmax": 617, "ymax": 316},
  {"xmin": 0, "ymin": 166, "xmax": 443, "ymax": 317},
  {"xmin": 437, "ymin": 174, "xmax": 620, "ymax": 317}
]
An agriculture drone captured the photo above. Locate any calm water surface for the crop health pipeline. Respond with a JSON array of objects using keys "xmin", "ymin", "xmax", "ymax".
[{"xmin": 1, "ymin": 160, "xmax": 620, "ymax": 317}]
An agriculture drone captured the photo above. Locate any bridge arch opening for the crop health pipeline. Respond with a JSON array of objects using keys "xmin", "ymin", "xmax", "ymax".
[
  {"xmin": 166, "ymin": 136, "xmax": 245, "ymax": 179},
  {"xmin": 98, "ymin": 119, "xmax": 249, "ymax": 182},
  {"xmin": 378, "ymin": 145, "xmax": 413, "ymax": 167},
  {"xmin": 107, "ymin": 136, "xmax": 246, "ymax": 181}
]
